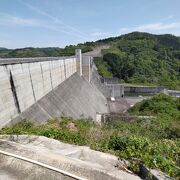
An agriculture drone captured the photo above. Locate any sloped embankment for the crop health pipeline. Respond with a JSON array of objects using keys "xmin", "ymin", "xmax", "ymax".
[{"xmin": 11, "ymin": 73, "xmax": 108, "ymax": 125}]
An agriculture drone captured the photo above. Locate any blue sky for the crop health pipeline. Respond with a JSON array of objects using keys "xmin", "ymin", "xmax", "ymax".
[{"xmin": 0, "ymin": 0, "xmax": 180, "ymax": 49}]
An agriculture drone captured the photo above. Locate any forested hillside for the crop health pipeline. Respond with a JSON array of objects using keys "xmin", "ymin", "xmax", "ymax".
[
  {"xmin": 0, "ymin": 44, "xmax": 93, "ymax": 58},
  {"xmin": 0, "ymin": 32, "xmax": 179, "ymax": 89},
  {"xmin": 95, "ymin": 32, "xmax": 180, "ymax": 89}
]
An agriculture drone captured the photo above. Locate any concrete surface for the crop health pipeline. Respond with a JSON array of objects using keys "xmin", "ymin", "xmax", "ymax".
[
  {"xmin": 75, "ymin": 49, "xmax": 82, "ymax": 76},
  {"xmin": 0, "ymin": 52, "xmax": 100, "ymax": 127},
  {"xmin": 0, "ymin": 56, "xmax": 77, "ymax": 127},
  {"xmin": 0, "ymin": 57, "xmax": 68, "ymax": 65},
  {"xmin": 91, "ymin": 63, "xmax": 111, "ymax": 98},
  {"xmin": 106, "ymin": 84, "xmax": 124, "ymax": 98},
  {"xmin": 166, "ymin": 90, "xmax": 180, "ymax": 97},
  {"xmin": 108, "ymin": 98, "xmax": 130, "ymax": 113},
  {"xmin": 107, "ymin": 97, "xmax": 147, "ymax": 113},
  {"xmin": 10, "ymin": 73, "xmax": 108, "ymax": 124},
  {"xmin": 124, "ymin": 86, "xmax": 165, "ymax": 94},
  {"xmin": 82, "ymin": 56, "xmax": 92, "ymax": 82},
  {"xmin": 125, "ymin": 96, "xmax": 148, "ymax": 108},
  {"xmin": 102, "ymin": 77, "xmax": 119, "ymax": 84},
  {"xmin": 139, "ymin": 164, "xmax": 172, "ymax": 180},
  {"xmin": 0, "ymin": 135, "xmax": 141, "ymax": 180}
]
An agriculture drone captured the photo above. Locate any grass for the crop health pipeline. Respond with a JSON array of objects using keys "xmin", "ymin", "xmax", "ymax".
[
  {"xmin": 94, "ymin": 57, "xmax": 113, "ymax": 77},
  {"xmin": 0, "ymin": 94, "xmax": 179, "ymax": 179}
]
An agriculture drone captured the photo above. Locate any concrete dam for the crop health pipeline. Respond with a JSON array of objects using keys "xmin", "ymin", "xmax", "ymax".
[
  {"xmin": 0, "ymin": 49, "xmax": 144, "ymax": 180},
  {"xmin": 0, "ymin": 50, "xmax": 108, "ymax": 127}
]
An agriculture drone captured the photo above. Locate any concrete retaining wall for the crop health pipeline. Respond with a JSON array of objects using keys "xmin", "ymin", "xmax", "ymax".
[
  {"xmin": 0, "ymin": 57, "xmax": 76, "ymax": 127},
  {"xmin": 167, "ymin": 90, "xmax": 180, "ymax": 97},
  {"xmin": 99, "ymin": 113, "xmax": 138, "ymax": 124},
  {"xmin": 124, "ymin": 86, "xmax": 165, "ymax": 94},
  {"xmin": 106, "ymin": 84, "xmax": 124, "ymax": 97}
]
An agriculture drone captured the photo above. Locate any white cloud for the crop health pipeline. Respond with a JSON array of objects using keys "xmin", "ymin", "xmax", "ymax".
[
  {"xmin": 118, "ymin": 22, "xmax": 180, "ymax": 35},
  {"xmin": 0, "ymin": 12, "xmax": 89, "ymax": 41},
  {"xmin": 0, "ymin": 13, "xmax": 60, "ymax": 32},
  {"xmin": 165, "ymin": 15, "xmax": 174, "ymax": 20},
  {"xmin": 137, "ymin": 22, "xmax": 179, "ymax": 31},
  {"xmin": 18, "ymin": 0, "xmax": 88, "ymax": 40},
  {"xmin": 90, "ymin": 32, "xmax": 110, "ymax": 37},
  {"xmin": 88, "ymin": 29, "xmax": 112, "ymax": 41},
  {"xmin": 0, "ymin": 13, "xmax": 41, "ymax": 27},
  {"xmin": 11, "ymin": 17, "xmax": 38, "ymax": 26}
]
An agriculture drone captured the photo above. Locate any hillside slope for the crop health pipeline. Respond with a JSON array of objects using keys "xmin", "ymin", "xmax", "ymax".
[
  {"xmin": 0, "ymin": 45, "xmax": 93, "ymax": 58},
  {"xmin": 95, "ymin": 32, "xmax": 180, "ymax": 89},
  {"xmin": 1, "ymin": 32, "xmax": 179, "ymax": 89}
]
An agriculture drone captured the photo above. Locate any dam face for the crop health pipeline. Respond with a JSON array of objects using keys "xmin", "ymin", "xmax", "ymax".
[{"xmin": 0, "ymin": 50, "xmax": 108, "ymax": 127}]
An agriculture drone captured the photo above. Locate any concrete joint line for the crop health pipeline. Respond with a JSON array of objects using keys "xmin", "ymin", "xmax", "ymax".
[
  {"xmin": 49, "ymin": 61, "xmax": 54, "ymax": 90},
  {"xmin": 37, "ymin": 103, "xmax": 53, "ymax": 119},
  {"xmin": 63, "ymin": 59, "xmax": 67, "ymax": 79},
  {"xmin": 40, "ymin": 62, "xmax": 45, "ymax": 89},
  {"xmin": 0, "ymin": 149, "xmax": 87, "ymax": 180},
  {"xmin": 28, "ymin": 65, "xmax": 36, "ymax": 102},
  {"xmin": 9, "ymin": 71, "xmax": 21, "ymax": 114}
]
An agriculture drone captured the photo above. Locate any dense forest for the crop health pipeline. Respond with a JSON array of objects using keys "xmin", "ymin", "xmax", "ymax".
[
  {"xmin": 0, "ymin": 32, "xmax": 180, "ymax": 89},
  {"xmin": 95, "ymin": 32, "xmax": 180, "ymax": 90}
]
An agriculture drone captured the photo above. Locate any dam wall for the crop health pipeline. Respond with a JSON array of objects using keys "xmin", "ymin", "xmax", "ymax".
[
  {"xmin": 0, "ymin": 49, "xmax": 108, "ymax": 127},
  {"xmin": 0, "ymin": 57, "xmax": 77, "ymax": 127},
  {"xmin": 11, "ymin": 73, "xmax": 108, "ymax": 125}
]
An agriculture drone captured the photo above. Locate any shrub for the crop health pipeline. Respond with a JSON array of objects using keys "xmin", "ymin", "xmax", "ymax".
[
  {"xmin": 128, "ymin": 93, "xmax": 179, "ymax": 116},
  {"xmin": 0, "ymin": 94, "xmax": 179, "ymax": 179}
]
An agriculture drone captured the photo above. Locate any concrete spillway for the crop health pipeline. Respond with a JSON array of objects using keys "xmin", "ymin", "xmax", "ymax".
[{"xmin": 11, "ymin": 73, "xmax": 108, "ymax": 125}]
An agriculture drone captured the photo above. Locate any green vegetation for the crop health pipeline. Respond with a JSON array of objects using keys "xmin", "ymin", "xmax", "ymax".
[
  {"xmin": 95, "ymin": 32, "xmax": 180, "ymax": 90},
  {"xmin": 0, "ymin": 94, "xmax": 179, "ymax": 178},
  {"xmin": 1, "ymin": 32, "xmax": 179, "ymax": 89},
  {"xmin": 94, "ymin": 57, "xmax": 113, "ymax": 77},
  {"xmin": 0, "ymin": 44, "xmax": 93, "ymax": 58},
  {"xmin": 128, "ymin": 93, "xmax": 180, "ymax": 116}
]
